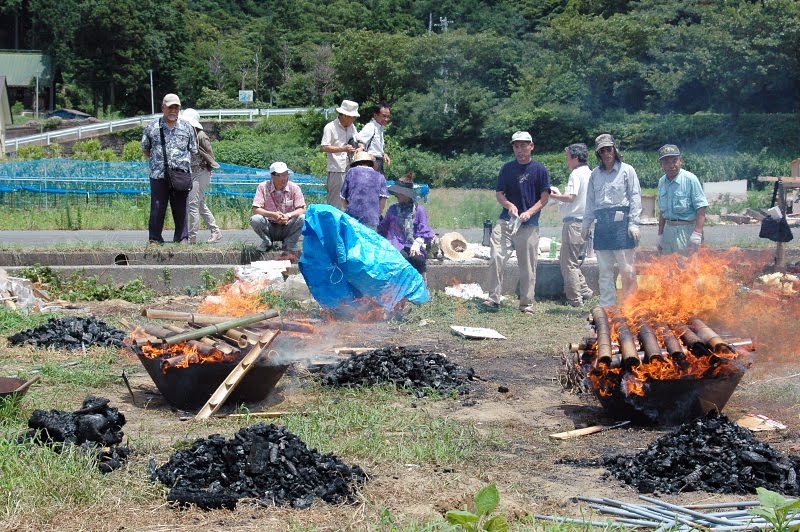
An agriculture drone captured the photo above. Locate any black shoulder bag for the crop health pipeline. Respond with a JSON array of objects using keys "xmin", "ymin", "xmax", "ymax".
[
  {"xmin": 159, "ymin": 123, "xmax": 193, "ymax": 192},
  {"xmin": 759, "ymin": 180, "xmax": 793, "ymax": 243}
]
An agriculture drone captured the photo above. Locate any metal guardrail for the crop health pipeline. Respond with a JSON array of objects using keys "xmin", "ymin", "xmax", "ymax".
[{"xmin": 4, "ymin": 107, "xmax": 333, "ymax": 153}]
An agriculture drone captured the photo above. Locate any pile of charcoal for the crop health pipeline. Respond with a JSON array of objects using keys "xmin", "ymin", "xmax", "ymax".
[
  {"xmin": 9, "ymin": 316, "xmax": 126, "ymax": 350},
  {"xmin": 605, "ymin": 412, "xmax": 800, "ymax": 495},
  {"xmin": 320, "ymin": 346, "xmax": 476, "ymax": 397},
  {"xmin": 21, "ymin": 396, "xmax": 130, "ymax": 473},
  {"xmin": 153, "ymin": 423, "xmax": 367, "ymax": 510}
]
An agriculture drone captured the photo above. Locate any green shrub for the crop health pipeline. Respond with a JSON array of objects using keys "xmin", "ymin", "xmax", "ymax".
[
  {"xmin": 71, "ymin": 139, "xmax": 119, "ymax": 161},
  {"xmin": 111, "ymin": 126, "xmax": 145, "ymax": 143},
  {"xmin": 122, "ymin": 141, "xmax": 143, "ymax": 161},
  {"xmin": 11, "ymin": 101, "xmax": 24, "ymax": 115},
  {"xmin": 15, "ymin": 146, "xmax": 47, "ymax": 161},
  {"xmin": 41, "ymin": 117, "xmax": 62, "ymax": 131}
]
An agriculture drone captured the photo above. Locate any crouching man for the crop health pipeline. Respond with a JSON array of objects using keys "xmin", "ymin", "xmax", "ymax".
[{"xmin": 250, "ymin": 161, "xmax": 307, "ymax": 260}]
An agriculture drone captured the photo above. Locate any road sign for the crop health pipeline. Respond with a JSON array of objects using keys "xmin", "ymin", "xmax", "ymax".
[{"xmin": 239, "ymin": 90, "xmax": 254, "ymax": 103}]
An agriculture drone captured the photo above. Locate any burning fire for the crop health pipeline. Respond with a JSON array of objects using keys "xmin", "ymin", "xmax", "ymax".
[
  {"xmin": 140, "ymin": 342, "xmax": 238, "ymax": 373},
  {"xmin": 581, "ymin": 249, "xmax": 759, "ymax": 397},
  {"xmin": 198, "ymin": 279, "xmax": 272, "ymax": 317}
]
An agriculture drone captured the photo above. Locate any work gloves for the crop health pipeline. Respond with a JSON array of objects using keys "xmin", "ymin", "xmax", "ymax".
[
  {"xmin": 410, "ymin": 237, "xmax": 425, "ymax": 255},
  {"xmin": 689, "ymin": 231, "xmax": 703, "ymax": 246},
  {"xmin": 628, "ymin": 224, "xmax": 641, "ymax": 243}
]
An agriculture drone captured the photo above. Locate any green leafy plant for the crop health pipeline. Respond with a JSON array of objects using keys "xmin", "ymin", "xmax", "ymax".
[
  {"xmin": 445, "ymin": 483, "xmax": 509, "ymax": 532},
  {"xmin": 748, "ymin": 487, "xmax": 800, "ymax": 532}
]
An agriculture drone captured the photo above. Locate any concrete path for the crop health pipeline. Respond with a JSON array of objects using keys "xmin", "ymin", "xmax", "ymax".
[{"xmin": 0, "ymin": 224, "xmax": 773, "ymax": 249}]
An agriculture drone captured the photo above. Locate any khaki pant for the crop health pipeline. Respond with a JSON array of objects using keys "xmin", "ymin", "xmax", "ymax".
[
  {"xmin": 326, "ymin": 171, "xmax": 346, "ymax": 210},
  {"xmin": 596, "ymin": 248, "xmax": 637, "ymax": 307},
  {"xmin": 560, "ymin": 221, "xmax": 592, "ymax": 304},
  {"xmin": 487, "ymin": 220, "xmax": 539, "ymax": 308},
  {"xmin": 187, "ymin": 168, "xmax": 219, "ymax": 240},
  {"xmin": 661, "ymin": 223, "xmax": 697, "ymax": 256}
]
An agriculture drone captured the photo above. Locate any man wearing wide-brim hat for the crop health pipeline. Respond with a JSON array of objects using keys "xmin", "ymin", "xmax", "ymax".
[
  {"xmin": 581, "ymin": 133, "xmax": 642, "ymax": 307},
  {"xmin": 656, "ymin": 144, "xmax": 708, "ymax": 256},
  {"xmin": 321, "ymin": 99, "xmax": 362, "ymax": 210},
  {"xmin": 378, "ymin": 173, "xmax": 436, "ymax": 275}
]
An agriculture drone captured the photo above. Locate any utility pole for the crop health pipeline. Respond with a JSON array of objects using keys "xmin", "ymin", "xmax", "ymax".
[
  {"xmin": 434, "ymin": 16, "xmax": 452, "ymax": 32},
  {"xmin": 35, "ymin": 76, "xmax": 39, "ymax": 119},
  {"xmin": 148, "ymin": 69, "xmax": 155, "ymax": 115}
]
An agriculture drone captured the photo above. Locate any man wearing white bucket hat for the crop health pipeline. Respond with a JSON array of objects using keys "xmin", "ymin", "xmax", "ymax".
[
  {"xmin": 656, "ymin": 144, "xmax": 708, "ymax": 256},
  {"xmin": 321, "ymin": 99, "xmax": 362, "ymax": 210},
  {"xmin": 250, "ymin": 161, "xmax": 307, "ymax": 260}
]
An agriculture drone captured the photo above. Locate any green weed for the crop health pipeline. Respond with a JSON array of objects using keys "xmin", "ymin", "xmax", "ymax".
[
  {"xmin": 283, "ymin": 385, "xmax": 503, "ymax": 465},
  {"xmin": 17, "ymin": 265, "xmax": 155, "ymax": 303},
  {"xmin": 259, "ymin": 289, "xmax": 303, "ymax": 311},
  {"xmin": 445, "ymin": 483, "xmax": 509, "ymax": 532},
  {"xmin": 0, "ymin": 307, "xmax": 55, "ymax": 336},
  {"xmin": 749, "ymin": 487, "xmax": 800, "ymax": 531}
]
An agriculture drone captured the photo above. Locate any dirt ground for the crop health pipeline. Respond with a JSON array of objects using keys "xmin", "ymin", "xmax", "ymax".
[{"xmin": 4, "ymin": 290, "xmax": 798, "ymax": 531}]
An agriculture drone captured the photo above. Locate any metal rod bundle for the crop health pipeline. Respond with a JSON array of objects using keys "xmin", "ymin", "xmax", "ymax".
[{"xmin": 533, "ymin": 495, "xmax": 800, "ymax": 531}]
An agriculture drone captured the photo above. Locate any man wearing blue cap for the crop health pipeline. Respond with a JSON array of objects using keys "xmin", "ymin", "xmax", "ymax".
[{"xmin": 656, "ymin": 144, "xmax": 708, "ymax": 256}]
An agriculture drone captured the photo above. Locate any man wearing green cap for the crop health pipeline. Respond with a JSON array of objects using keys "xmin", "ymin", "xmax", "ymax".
[{"xmin": 656, "ymin": 144, "xmax": 708, "ymax": 256}]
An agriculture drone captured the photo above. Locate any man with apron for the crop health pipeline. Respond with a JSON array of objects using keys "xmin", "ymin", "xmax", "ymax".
[{"xmin": 581, "ymin": 134, "xmax": 642, "ymax": 308}]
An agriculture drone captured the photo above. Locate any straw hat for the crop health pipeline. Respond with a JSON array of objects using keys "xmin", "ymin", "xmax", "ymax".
[{"xmin": 440, "ymin": 232, "xmax": 474, "ymax": 261}]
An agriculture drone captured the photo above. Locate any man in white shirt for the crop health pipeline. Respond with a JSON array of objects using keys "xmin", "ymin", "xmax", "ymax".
[
  {"xmin": 356, "ymin": 101, "xmax": 392, "ymax": 174},
  {"xmin": 321, "ymin": 100, "xmax": 361, "ymax": 209},
  {"xmin": 550, "ymin": 143, "xmax": 594, "ymax": 307}
]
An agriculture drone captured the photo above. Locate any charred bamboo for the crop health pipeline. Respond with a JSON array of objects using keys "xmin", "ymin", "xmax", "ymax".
[
  {"xmin": 656, "ymin": 323, "xmax": 685, "ymax": 359},
  {"xmin": 637, "ymin": 323, "xmax": 663, "ymax": 363},
  {"xmin": 688, "ymin": 317, "xmax": 732, "ymax": 354},
  {"xmin": 673, "ymin": 323, "xmax": 712, "ymax": 357},
  {"xmin": 590, "ymin": 306, "xmax": 613, "ymax": 366},
  {"xmin": 612, "ymin": 316, "xmax": 640, "ymax": 369}
]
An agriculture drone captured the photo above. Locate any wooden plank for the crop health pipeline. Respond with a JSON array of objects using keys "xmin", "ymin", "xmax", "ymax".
[
  {"xmin": 549, "ymin": 420, "xmax": 630, "ymax": 440},
  {"xmin": 193, "ymin": 330, "xmax": 280, "ymax": 421}
]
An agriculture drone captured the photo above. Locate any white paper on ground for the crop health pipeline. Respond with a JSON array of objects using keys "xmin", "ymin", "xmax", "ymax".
[
  {"xmin": 450, "ymin": 325, "xmax": 506, "ymax": 340},
  {"xmin": 444, "ymin": 283, "xmax": 487, "ymax": 300}
]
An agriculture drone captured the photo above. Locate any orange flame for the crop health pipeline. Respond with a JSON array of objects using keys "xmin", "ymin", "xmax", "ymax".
[
  {"xmin": 141, "ymin": 342, "xmax": 236, "ymax": 373},
  {"xmin": 582, "ymin": 249, "xmax": 762, "ymax": 397},
  {"xmin": 198, "ymin": 279, "xmax": 271, "ymax": 317}
]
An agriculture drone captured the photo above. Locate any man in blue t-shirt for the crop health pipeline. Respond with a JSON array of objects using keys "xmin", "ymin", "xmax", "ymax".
[{"xmin": 483, "ymin": 131, "xmax": 551, "ymax": 314}]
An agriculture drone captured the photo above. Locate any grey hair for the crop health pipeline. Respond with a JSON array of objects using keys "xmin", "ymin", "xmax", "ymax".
[{"xmin": 565, "ymin": 143, "xmax": 589, "ymax": 164}]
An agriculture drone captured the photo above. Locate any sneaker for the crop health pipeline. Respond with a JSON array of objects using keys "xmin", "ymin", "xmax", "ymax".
[
  {"xmin": 520, "ymin": 305, "xmax": 538, "ymax": 315},
  {"xmin": 256, "ymin": 240, "xmax": 272, "ymax": 252},
  {"xmin": 188, "ymin": 236, "xmax": 197, "ymax": 244},
  {"xmin": 567, "ymin": 299, "xmax": 583, "ymax": 308},
  {"xmin": 207, "ymin": 230, "xmax": 222, "ymax": 243},
  {"xmin": 581, "ymin": 289, "xmax": 594, "ymax": 300}
]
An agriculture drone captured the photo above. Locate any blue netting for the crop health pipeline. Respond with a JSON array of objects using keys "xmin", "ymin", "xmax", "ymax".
[{"xmin": 0, "ymin": 159, "xmax": 327, "ymax": 198}]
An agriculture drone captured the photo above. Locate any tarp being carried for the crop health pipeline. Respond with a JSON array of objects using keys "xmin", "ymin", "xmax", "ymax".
[{"xmin": 299, "ymin": 204, "xmax": 429, "ymax": 313}]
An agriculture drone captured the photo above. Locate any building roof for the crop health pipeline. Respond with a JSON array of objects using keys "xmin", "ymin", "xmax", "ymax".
[{"xmin": 0, "ymin": 50, "xmax": 53, "ymax": 86}]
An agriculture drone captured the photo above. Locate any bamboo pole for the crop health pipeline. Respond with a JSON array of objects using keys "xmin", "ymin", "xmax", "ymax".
[
  {"xmin": 163, "ymin": 310, "xmax": 279, "ymax": 345},
  {"xmin": 193, "ymin": 330, "xmax": 280, "ymax": 421},
  {"xmin": 164, "ymin": 324, "xmax": 236, "ymax": 355},
  {"xmin": 142, "ymin": 309, "xmax": 237, "ymax": 324}
]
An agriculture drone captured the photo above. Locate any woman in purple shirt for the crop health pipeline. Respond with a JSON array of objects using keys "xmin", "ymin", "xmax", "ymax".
[
  {"xmin": 377, "ymin": 174, "xmax": 436, "ymax": 274},
  {"xmin": 340, "ymin": 152, "xmax": 389, "ymax": 229}
]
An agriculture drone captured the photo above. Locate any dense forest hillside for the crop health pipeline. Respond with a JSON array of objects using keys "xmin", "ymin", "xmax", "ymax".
[{"xmin": 3, "ymin": 0, "xmax": 799, "ymax": 155}]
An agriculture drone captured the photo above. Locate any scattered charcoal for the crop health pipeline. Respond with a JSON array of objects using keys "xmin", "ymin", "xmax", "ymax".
[
  {"xmin": 603, "ymin": 412, "xmax": 800, "ymax": 495},
  {"xmin": 498, "ymin": 386, "xmax": 509, "ymax": 393},
  {"xmin": 21, "ymin": 395, "xmax": 129, "ymax": 474},
  {"xmin": 154, "ymin": 423, "xmax": 367, "ymax": 510},
  {"xmin": 8, "ymin": 316, "xmax": 126, "ymax": 350},
  {"xmin": 320, "ymin": 346, "xmax": 476, "ymax": 396}
]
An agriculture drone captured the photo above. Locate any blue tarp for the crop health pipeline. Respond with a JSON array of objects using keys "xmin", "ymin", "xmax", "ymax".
[{"xmin": 299, "ymin": 204, "xmax": 429, "ymax": 313}]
